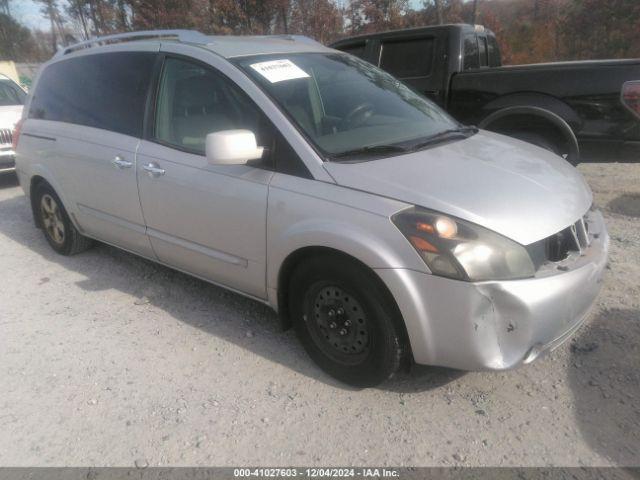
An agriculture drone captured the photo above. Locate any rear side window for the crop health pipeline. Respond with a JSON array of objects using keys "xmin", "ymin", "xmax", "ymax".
[
  {"xmin": 487, "ymin": 36, "xmax": 501, "ymax": 67},
  {"xmin": 0, "ymin": 79, "xmax": 25, "ymax": 106},
  {"xmin": 463, "ymin": 34, "xmax": 479, "ymax": 70},
  {"xmin": 380, "ymin": 38, "xmax": 434, "ymax": 78},
  {"xmin": 29, "ymin": 52, "xmax": 156, "ymax": 137},
  {"xmin": 478, "ymin": 36, "xmax": 488, "ymax": 67},
  {"xmin": 341, "ymin": 43, "xmax": 367, "ymax": 60}
]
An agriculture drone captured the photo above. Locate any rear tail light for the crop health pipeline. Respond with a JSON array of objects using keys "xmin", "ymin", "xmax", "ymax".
[
  {"xmin": 12, "ymin": 118, "xmax": 23, "ymax": 151},
  {"xmin": 621, "ymin": 81, "xmax": 640, "ymax": 119}
]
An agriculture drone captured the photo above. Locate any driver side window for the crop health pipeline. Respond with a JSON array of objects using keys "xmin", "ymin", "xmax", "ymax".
[
  {"xmin": 154, "ymin": 57, "xmax": 264, "ymax": 154},
  {"xmin": 154, "ymin": 56, "xmax": 311, "ymax": 178}
]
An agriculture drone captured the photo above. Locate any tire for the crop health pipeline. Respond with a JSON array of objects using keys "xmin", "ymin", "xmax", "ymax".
[
  {"xmin": 509, "ymin": 131, "xmax": 581, "ymax": 165},
  {"xmin": 510, "ymin": 131, "xmax": 560, "ymax": 155},
  {"xmin": 289, "ymin": 256, "xmax": 404, "ymax": 387},
  {"xmin": 34, "ymin": 183, "xmax": 93, "ymax": 255}
]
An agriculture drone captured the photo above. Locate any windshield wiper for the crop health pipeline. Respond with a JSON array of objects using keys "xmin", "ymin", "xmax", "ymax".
[
  {"xmin": 332, "ymin": 144, "xmax": 409, "ymax": 159},
  {"xmin": 408, "ymin": 126, "xmax": 478, "ymax": 152},
  {"xmin": 330, "ymin": 126, "xmax": 477, "ymax": 160}
]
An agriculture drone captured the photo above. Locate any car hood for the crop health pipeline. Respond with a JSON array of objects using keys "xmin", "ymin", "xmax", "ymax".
[
  {"xmin": 0, "ymin": 105, "xmax": 23, "ymax": 129},
  {"xmin": 323, "ymin": 131, "xmax": 592, "ymax": 245}
]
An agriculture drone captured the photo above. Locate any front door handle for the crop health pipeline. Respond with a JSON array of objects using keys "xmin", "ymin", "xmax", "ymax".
[
  {"xmin": 143, "ymin": 162, "xmax": 165, "ymax": 177},
  {"xmin": 112, "ymin": 155, "xmax": 133, "ymax": 169}
]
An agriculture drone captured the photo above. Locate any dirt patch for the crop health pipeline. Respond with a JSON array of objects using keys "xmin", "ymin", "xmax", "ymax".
[
  {"xmin": 608, "ymin": 193, "xmax": 640, "ymax": 218},
  {"xmin": 568, "ymin": 308, "xmax": 640, "ymax": 466}
]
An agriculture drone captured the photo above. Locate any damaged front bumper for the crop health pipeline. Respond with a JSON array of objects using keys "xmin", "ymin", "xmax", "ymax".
[{"xmin": 376, "ymin": 209, "xmax": 609, "ymax": 371}]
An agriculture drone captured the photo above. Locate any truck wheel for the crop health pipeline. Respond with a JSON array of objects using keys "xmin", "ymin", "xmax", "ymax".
[
  {"xmin": 289, "ymin": 256, "xmax": 404, "ymax": 387},
  {"xmin": 480, "ymin": 107, "xmax": 580, "ymax": 165},
  {"xmin": 35, "ymin": 183, "xmax": 93, "ymax": 255},
  {"xmin": 510, "ymin": 132, "xmax": 560, "ymax": 156}
]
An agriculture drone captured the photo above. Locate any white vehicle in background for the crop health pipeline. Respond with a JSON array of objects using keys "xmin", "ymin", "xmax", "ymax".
[{"xmin": 0, "ymin": 73, "xmax": 26, "ymax": 172}]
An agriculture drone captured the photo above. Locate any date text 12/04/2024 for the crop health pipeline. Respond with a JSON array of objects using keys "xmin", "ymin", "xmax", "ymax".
[{"xmin": 233, "ymin": 468, "xmax": 400, "ymax": 478}]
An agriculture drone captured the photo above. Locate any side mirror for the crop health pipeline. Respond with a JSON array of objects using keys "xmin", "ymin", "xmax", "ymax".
[{"xmin": 206, "ymin": 130, "xmax": 264, "ymax": 165}]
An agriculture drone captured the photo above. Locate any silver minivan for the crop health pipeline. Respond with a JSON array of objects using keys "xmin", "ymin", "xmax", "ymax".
[{"xmin": 15, "ymin": 30, "xmax": 609, "ymax": 386}]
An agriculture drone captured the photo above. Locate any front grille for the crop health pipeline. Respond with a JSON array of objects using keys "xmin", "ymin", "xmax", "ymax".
[
  {"xmin": 0, "ymin": 128, "xmax": 12, "ymax": 146},
  {"xmin": 546, "ymin": 217, "xmax": 590, "ymax": 261},
  {"xmin": 527, "ymin": 213, "xmax": 592, "ymax": 269}
]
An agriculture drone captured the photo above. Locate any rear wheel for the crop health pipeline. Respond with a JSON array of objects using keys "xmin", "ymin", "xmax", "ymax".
[
  {"xmin": 480, "ymin": 108, "xmax": 580, "ymax": 165},
  {"xmin": 35, "ymin": 183, "xmax": 93, "ymax": 255},
  {"xmin": 289, "ymin": 256, "xmax": 404, "ymax": 387},
  {"xmin": 510, "ymin": 131, "xmax": 561, "ymax": 156},
  {"xmin": 510, "ymin": 129, "xmax": 581, "ymax": 165}
]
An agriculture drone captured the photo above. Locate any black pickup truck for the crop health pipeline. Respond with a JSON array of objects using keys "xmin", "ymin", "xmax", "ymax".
[{"xmin": 331, "ymin": 24, "xmax": 640, "ymax": 163}]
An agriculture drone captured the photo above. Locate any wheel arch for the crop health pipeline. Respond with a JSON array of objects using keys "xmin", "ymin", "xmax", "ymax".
[
  {"xmin": 27, "ymin": 169, "xmax": 79, "ymax": 231},
  {"xmin": 479, "ymin": 92, "xmax": 582, "ymax": 129},
  {"xmin": 275, "ymin": 245, "xmax": 413, "ymax": 361},
  {"xmin": 479, "ymin": 105, "xmax": 580, "ymax": 164}
]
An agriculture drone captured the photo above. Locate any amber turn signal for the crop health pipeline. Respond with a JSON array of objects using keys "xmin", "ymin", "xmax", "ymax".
[{"xmin": 409, "ymin": 235, "xmax": 439, "ymax": 253}]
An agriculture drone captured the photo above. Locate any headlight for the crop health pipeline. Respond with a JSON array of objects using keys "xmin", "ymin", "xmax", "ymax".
[{"xmin": 392, "ymin": 207, "xmax": 535, "ymax": 281}]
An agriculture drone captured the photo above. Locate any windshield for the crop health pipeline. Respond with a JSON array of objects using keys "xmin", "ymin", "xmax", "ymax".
[
  {"xmin": 0, "ymin": 79, "xmax": 25, "ymax": 106},
  {"xmin": 235, "ymin": 53, "xmax": 462, "ymax": 160}
]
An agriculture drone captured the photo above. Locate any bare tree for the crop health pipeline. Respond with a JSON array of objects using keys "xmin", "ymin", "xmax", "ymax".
[
  {"xmin": 36, "ymin": 0, "xmax": 67, "ymax": 50},
  {"xmin": 67, "ymin": 0, "xmax": 90, "ymax": 39},
  {"xmin": 0, "ymin": 0, "xmax": 10, "ymax": 16},
  {"xmin": 116, "ymin": 0, "xmax": 129, "ymax": 30},
  {"xmin": 280, "ymin": 2, "xmax": 289, "ymax": 33},
  {"xmin": 433, "ymin": 0, "xmax": 443, "ymax": 24}
]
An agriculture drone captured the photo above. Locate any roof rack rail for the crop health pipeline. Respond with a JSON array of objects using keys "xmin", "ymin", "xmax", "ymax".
[
  {"xmin": 56, "ymin": 29, "xmax": 211, "ymax": 57},
  {"xmin": 268, "ymin": 34, "xmax": 322, "ymax": 45}
]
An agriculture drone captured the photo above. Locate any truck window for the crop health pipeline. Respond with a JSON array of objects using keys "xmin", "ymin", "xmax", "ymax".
[
  {"xmin": 236, "ymin": 52, "xmax": 458, "ymax": 159},
  {"xmin": 478, "ymin": 36, "xmax": 488, "ymax": 67},
  {"xmin": 463, "ymin": 34, "xmax": 479, "ymax": 70},
  {"xmin": 487, "ymin": 36, "xmax": 501, "ymax": 67},
  {"xmin": 341, "ymin": 43, "xmax": 367, "ymax": 60},
  {"xmin": 380, "ymin": 38, "xmax": 434, "ymax": 78}
]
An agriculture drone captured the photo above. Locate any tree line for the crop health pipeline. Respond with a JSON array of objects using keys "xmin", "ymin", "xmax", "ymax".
[{"xmin": 1, "ymin": 0, "xmax": 639, "ymax": 65}]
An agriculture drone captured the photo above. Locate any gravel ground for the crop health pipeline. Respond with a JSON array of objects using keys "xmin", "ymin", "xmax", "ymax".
[{"xmin": 0, "ymin": 163, "xmax": 638, "ymax": 467}]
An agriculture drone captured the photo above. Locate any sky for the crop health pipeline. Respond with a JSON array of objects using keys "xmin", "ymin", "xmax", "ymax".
[
  {"xmin": 11, "ymin": 0, "xmax": 427, "ymax": 31},
  {"xmin": 11, "ymin": 0, "xmax": 49, "ymax": 30}
]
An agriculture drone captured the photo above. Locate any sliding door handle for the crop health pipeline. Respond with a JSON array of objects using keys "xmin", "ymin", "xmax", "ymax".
[
  {"xmin": 143, "ymin": 162, "xmax": 165, "ymax": 177},
  {"xmin": 112, "ymin": 155, "xmax": 133, "ymax": 169}
]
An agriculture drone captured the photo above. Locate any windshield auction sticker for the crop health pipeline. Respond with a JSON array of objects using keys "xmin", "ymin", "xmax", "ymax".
[{"xmin": 250, "ymin": 59, "xmax": 310, "ymax": 83}]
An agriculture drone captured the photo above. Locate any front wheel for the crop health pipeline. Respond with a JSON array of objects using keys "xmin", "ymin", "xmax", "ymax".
[{"xmin": 289, "ymin": 256, "xmax": 405, "ymax": 387}]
